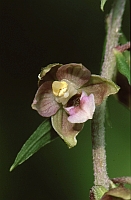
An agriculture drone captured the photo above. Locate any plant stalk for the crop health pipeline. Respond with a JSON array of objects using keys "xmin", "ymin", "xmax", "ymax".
[{"xmin": 91, "ymin": 0, "xmax": 126, "ymax": 189}]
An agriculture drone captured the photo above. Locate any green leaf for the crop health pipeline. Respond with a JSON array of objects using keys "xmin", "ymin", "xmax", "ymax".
[
  {"xmin": 101, "ymin": 0, "xmax": 107, "ymax": 11},
  {"xmin": 113, "ymin": 49, "xmax": 130, "ymax": 84},
  {"xmin": 10, "ymin": 119, "xmax": 58, "ymax": 171},
  {"xmin": 119, "ymin": 34, "xmax": 130, "ymax": 65}
]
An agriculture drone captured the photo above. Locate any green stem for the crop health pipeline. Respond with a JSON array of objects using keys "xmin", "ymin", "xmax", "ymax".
[{"xmin": 91, "ymin": 0, "xmax": 126, "ymax": 189}]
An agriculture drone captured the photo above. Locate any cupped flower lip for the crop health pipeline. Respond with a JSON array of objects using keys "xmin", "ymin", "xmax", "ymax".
[{"xmin": 64, "ymin": 91, "xmax": 95, "ymax": 123}]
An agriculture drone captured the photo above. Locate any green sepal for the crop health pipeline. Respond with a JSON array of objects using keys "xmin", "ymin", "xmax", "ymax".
[
  {"xmin": 51, "ymin": 108, "xmax": 83, "ymax": 148},
  {"xmin": 101, "ymin": 0, "xmax": 107, "ymax": 11},
  {"xmin": 101, "ymin": 186, "xmax": 131, "ymax": 200},
  {"xmin": 113, "ymin": 48, "xmax": 130, "ymax": 84},
  {"xmin": 10, "ymin": 118, "xmax": 58, "ymax": 171},
  {"xmin": 90, "ymin": 185, "xmax": 107, "ymax": 200},
  {"xmin": 80, "ymin": 75, "xmax": 120, "ymax": 106}
]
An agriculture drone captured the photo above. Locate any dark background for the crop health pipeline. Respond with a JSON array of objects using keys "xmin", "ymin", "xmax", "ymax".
[{"xmin": 0, "ymin": 0, "xmax": 130, "ymax": 199}]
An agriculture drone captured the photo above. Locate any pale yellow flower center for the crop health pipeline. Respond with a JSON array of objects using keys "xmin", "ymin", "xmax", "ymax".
[
  {"xmin": 52, "ymin": 81, "xmax": 68, "ymax": 97},
  {"xmin": 52, "ymin": 79, "xmax": 78, "ymax": 105}
]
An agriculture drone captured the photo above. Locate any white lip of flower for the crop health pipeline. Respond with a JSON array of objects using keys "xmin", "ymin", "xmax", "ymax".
[{"xmin": 52, "ymin": 79, "xmax": 78, "ymax": 105}]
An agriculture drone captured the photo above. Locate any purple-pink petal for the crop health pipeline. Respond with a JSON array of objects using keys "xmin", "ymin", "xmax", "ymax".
[
  {"xmin": 65, "ymin": 92, "xmax": 95, "ymax": 123},
  {"xmin": 31, "ymin": 81, "xmax": 60, "ymax": 117},
  {"xmin": 56, "ymin": 63, "xmax": 91, "ymax": 88}
]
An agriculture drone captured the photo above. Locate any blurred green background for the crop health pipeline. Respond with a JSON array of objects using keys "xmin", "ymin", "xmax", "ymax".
[{"xmin": 0, "ymin": 0, "xmax": 130, "ymax": 199}]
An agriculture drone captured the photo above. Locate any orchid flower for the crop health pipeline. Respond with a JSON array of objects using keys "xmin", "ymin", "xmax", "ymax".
[{"xmin": 32, "ymin": 63, "xmax": 119, "ymax": 148}]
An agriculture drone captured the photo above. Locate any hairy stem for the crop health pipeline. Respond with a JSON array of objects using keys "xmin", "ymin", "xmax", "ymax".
[
  {"xmin": 91, "ymin": 100, "xmax": 108, "ymax": 187},
  {"xmin": 101, "ymin": 0, "xmax": 126, "ymax": 79},
  {"xmin": 91, "ymin": 0, "xmax": 126, "ymax": 189}
]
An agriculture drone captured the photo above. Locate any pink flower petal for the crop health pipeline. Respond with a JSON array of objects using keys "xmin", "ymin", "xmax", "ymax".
[
  {"xmin": 80, "ymin": 92, "xmax": 95, "ymax": 118},
  {"xmin": 65, "ymin": 92, "xmax": 95, "ymax": 123},
  {"xmin": 56, "ymin": 63, "xmax": 91, "ymax": 88},
  {"xmin": 31, "ymin": 81, "xmax": 60, "ymax": 117}
]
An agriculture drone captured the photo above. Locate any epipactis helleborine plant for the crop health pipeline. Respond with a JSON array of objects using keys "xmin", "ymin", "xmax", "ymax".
[{"xmin": 32, "ymin": 63, "xmax": 119, "ymax": 148}]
